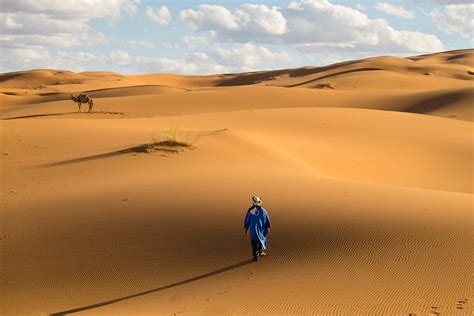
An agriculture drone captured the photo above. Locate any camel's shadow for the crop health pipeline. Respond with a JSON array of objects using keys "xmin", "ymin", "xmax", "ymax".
[
  {"xmin": 49, "ymin": 259, "xmax": 253, "ymax": 316},
  {"xmin": 1, "ymin": 112, "xmax": 77, "ymax": 120}
]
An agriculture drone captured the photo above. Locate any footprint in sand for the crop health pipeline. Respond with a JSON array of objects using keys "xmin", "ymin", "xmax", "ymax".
[
  {"xmin": 429, "ymin": 306, "xmax": 441, "ymax": 315},
  {"xmin": 455, "ymin": 298, "xmax": 468, "ymax": 309}
]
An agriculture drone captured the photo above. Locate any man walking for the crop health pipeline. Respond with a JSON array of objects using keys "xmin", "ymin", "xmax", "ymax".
[{"xmin": 244, "ymin": 196, "xmax": 271, "ymax": 261}]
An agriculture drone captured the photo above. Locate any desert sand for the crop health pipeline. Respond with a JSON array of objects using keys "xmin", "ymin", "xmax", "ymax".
[{"xmin": 0, "ymin": 49, "xmax": 473, "ymax": 315}]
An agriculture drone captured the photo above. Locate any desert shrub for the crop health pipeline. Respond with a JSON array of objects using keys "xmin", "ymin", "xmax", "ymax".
[
  {"xmin": 315, "ymin": 80, "xmax": 335, "ymax": 89},
  {"xmin": 151, "ymin": 128, "xmax": 197, "ymax": 148}
]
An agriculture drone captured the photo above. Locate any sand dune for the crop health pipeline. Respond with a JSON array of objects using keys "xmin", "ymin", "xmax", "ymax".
[
  {"xmin": 1, "ymin": 49, "xmax": 473, "ymax": 315},
  {"xmin": 1, "ymin": 49, "xmax": 472, "ymax": 120}
]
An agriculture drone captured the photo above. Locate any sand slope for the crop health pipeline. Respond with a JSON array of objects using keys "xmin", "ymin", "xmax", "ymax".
[{"xmin": 1, "ymin": 49, "xmax": 473, "ymax": 315}]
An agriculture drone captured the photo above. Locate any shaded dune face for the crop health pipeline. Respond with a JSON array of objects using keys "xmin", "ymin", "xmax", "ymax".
[{"xmin": 1, "ymin": 49, "xmax": 473, "ymax": 315}]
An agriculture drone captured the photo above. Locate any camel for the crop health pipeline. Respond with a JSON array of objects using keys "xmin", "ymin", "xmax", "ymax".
[{"xmin": 71, "ymin": 94, "xmax": 94, "ymax": 113}]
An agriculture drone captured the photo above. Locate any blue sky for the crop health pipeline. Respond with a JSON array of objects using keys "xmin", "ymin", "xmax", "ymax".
[{"xmin": 0, "ymin": 0, "xmax": 472, "ymax": 74}]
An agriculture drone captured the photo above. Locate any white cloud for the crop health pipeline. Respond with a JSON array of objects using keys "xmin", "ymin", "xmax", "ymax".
[
  {"xmin": 125, "ymin": 0, "xmax": 141, "ymax": 15},
  {"xmin": 284, "ymin": 1, "xmax": 380, "ymax": 46},
  {"xmin": 283, "ymin": 0, "xmax": 440, "ymax": 53},
  {"xmin": 0, "ymin": 0, "xmax": 136, "ymax": 72},
  {"xmin": 236, "ymin": 4, "xmax": 288, "ymax": 35},
  {"xmin": 109, "ymin": 51, "xmax": 230, "ymax": 74},
  {"xmin": 0, "ymin": 1, "xmax": 134, "ymax": 48},
  {"xmin": 286, "ymin": 0, "xmax": 441, "ymax": 53},
  {"xmin": 146, "ymin": 5, "xmax": 171, "ymax": 25},
  {"xmin": 181, "ymin": 3, "xmax": 287, "ymax": 41},
  {"xmin": 67, "ymin": 44, "xmax": 297, "ymax": 75},
  {"xmin": 0, "ymin": 12, "xmax": 87, "ymax": 35},
  {"xmin": 211, "ymin": 43, "xmax": 292, "ymax": 69},
  {"xmin": 430, "ymin": 4, "xmax": 474, "ymax": 38},
  {"xmin": 183, "ymin": 35, "xmax": 208, "ymax": 46},
  {"xmin": 0, "ymin": 0, "xmax": 454, "ymax": 74},
  {"xmin": 374, "ymin": 2, "xmax": 416, "ymax": 19},
  {"xmin": 0, "ymin": 0, "xmax": 137, "ymax": 20},
  {"xmin": 158, "ymin": 52, "xmax": 229, "ymax": 74},
  {"xmin": 180, "ymin": 0, "xmax": 443, "ymax": 54},
  {"xmin": 0, "ymin": 46, "xmax": 51, "ymax": 71},
  {"xmin": 182, "ymin": 35, "xmax": 209, "ymax": 50},
  {"xmin": 181, "ymin": 5, "xmax": 240, "ymax": 32},
  {"xmin": 108, "ymin": 50, "xmax": 132, "ymax": 66},
  {"xmin": 55, "ymin": 51, "xmax": 99, "ymax": 71},
  {"xmin": 0, "ymin": 13, "xmax": 23, "ymax": 29},
  {"xmin": 0, "ymin": 47, "xmax": 103, "ymax": 72},
  {"xmin": 57, "ymin": 51, "xmax": 97, "ymax": 63},
  {"xmin": 1, "ymin": 44, "xmax": 288, "ymax": 75}
]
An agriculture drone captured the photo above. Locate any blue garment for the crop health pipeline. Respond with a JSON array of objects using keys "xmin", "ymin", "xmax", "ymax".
[{"xmin": 244, "ymin": 205, "xmax": 271, "ymax": 250}]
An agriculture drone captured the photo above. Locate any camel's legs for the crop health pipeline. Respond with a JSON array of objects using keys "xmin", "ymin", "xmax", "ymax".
[
  {"xmin": 78, "ymin": 102, "xmax": 82, "ymax": 113},
  {"xmin": 88, "ymin": 100, "xmax": 93, "ymax": 113}
]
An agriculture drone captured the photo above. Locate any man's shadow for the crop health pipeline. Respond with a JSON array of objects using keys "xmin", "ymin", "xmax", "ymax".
[{"xmin": 50, "ymin": 259, "xmax": 253, "ymax": 316}]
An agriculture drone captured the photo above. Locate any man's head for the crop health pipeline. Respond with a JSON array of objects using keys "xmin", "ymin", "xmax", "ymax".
[{"xmin": 252, "ymin": 196, "xmax": 262, "ymax": 206}]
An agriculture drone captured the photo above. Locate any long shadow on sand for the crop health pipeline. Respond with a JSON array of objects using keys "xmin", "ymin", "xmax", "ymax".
[
  {"xmin": 50, "ymin": 259, "xmax": 253, "ymax": 316},
  {"xmin": 404, "ymin": 89, "xmax": 468, "ymax": 114},
  {"xmin": 40, "ymin": 129, "xmax": 228, "ymax": 168},
  {"xmin": 216, "ymin": 59, "xmax": 366, "ymax": 86},
  {"xmin": 285, "ymin": 67, "xmax": 385, "ymax": 88},
  {"xmin": 1, "ymin": 112, "xmax": 77, "ymax": 120},
  {"xmin": 41, "ymin": 144, "xmax": 155, "ymax": 168}
]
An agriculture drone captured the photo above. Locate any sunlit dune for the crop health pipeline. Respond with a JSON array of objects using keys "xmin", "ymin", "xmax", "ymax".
[{"xmin": 1, "ymin": 49, "xmax": 473, "ymax": 315}]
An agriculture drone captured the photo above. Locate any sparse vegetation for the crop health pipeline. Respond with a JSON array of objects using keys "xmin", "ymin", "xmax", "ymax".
[
  {"xmin": 314, "ymin": 80, "xmax": 335, "ymax": 89},
  {"xmin": 148, "ymin": 128, "xmax": 197, "ymax": 153}
]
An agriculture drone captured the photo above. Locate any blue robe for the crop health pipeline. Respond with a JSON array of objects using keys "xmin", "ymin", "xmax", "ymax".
[{"xmin": 244, "ymin": 206, "xmax": 271, "ymax": 250}]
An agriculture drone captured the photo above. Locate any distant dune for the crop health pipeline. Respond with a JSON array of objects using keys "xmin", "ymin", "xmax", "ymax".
[{"xmin": 1, "ymin": 49, "xmax": 473, "ymax": 315}]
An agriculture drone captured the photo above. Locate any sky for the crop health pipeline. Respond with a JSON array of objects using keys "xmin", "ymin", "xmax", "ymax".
[{"xmin": 0, "ymin": 0, "xmax": 473, "ymax": 74}]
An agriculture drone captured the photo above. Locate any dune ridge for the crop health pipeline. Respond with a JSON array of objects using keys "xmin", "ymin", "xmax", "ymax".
[{"xmin": 1, "ymin": 49, "xmax": 472, "ymax": 121}]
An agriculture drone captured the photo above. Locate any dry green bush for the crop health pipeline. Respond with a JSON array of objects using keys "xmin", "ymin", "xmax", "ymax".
[
  {"xmin": 151, "ymin": 128, "xmax": 198, "ymax": 149},
  {"xmin": 314, "ymin": 80, "xmax": 335, "ymax": 89}
]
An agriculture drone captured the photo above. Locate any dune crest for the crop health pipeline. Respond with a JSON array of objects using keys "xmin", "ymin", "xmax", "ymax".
[{"xmin": 1, "ymin": 49, "xmax": 473, "ymax": 121}]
